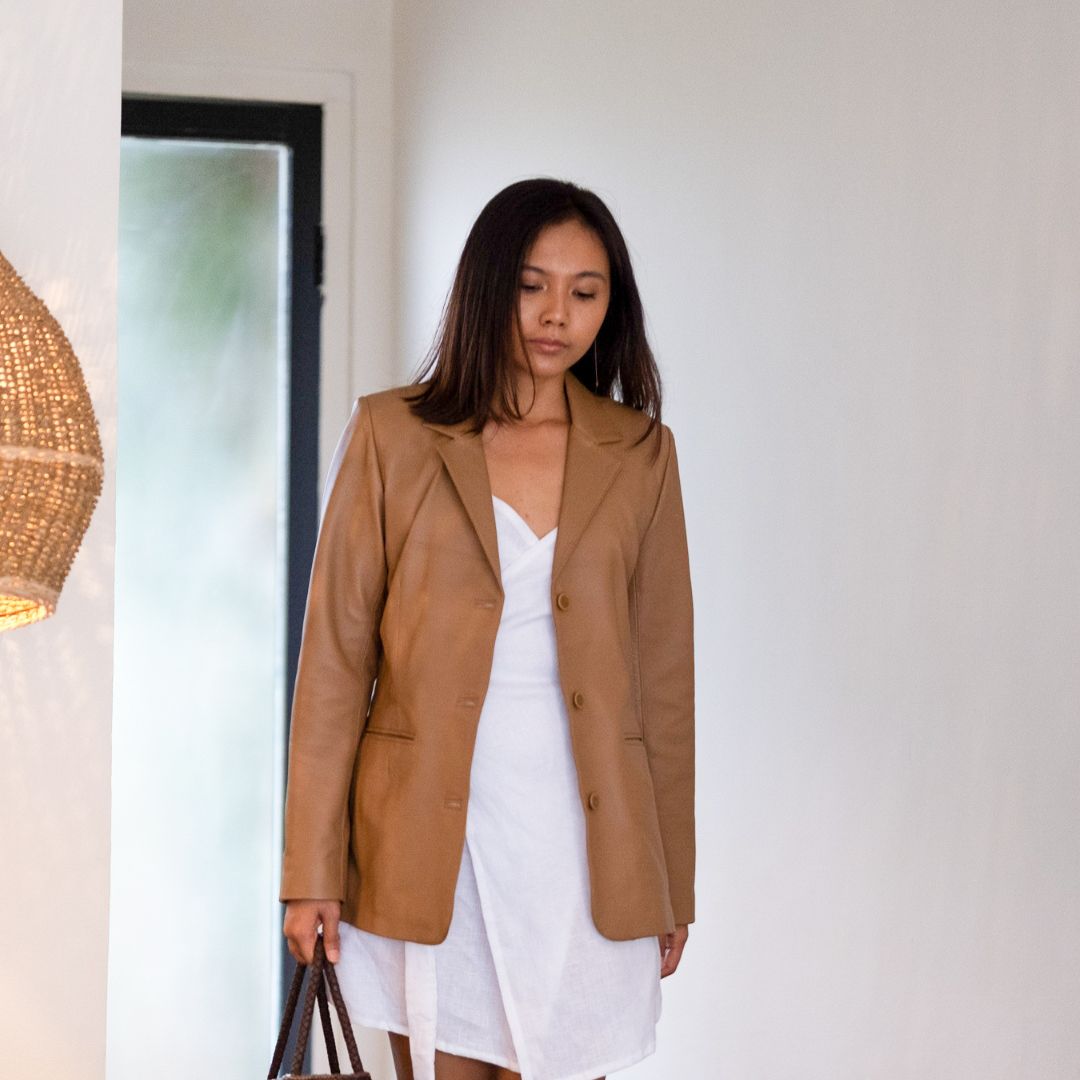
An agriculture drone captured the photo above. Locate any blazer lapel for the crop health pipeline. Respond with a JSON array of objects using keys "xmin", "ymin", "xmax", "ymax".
[
  {"xmin": 551, "ymin": 373, "xmax": 624, "ymax": 582},
  {"xmin": 422, "ymin": 370, "xmax": 626, "ymax": 591},
  {"xmin": 428, "ymin": 428, "xmax": 504, "ymax": 590}
]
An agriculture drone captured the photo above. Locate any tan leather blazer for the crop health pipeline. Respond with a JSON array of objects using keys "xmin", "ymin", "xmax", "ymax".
[{"xmin": 280, "ymin": 370, "xmax": 695, "ymax": 944}]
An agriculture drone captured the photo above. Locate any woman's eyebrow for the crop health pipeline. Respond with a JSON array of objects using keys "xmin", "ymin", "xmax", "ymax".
[{"xmin": 522, "ymin": 263, "xmax": 608, "ymax": 283}]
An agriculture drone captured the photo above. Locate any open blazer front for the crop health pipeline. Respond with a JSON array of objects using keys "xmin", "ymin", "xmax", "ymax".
[{"xmin": 280, "ymin": 369, "xmax": 696, "ymax": 944}]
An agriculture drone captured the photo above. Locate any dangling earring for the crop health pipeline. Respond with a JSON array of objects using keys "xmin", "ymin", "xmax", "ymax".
[{"xmin": 593, "ymin": 340, "xmax": 599, "ymax": 388}]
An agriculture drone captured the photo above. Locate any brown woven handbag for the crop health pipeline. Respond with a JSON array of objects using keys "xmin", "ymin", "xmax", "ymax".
[{"xmin": 268, "ymin": 936, "xmax": 372, "ymax": 1079}]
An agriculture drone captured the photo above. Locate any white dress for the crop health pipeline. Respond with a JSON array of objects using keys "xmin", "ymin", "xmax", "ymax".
[{"xmin": 336, "ymin": 493, "xmax": 662, "ymax": 1080}]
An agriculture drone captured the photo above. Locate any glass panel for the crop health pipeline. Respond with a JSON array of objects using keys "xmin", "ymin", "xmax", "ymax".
[{"xmin": 108, "ymin": 138, "xmax": 290, "ymax": 1079}]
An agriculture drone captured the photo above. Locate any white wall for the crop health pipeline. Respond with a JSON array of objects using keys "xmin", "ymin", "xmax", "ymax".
[
  {"xmin": 0, "ymin": 1, "xmax": 122, "ymax": 1077},
  {"xmin": 393, "ymin": 2, "xmax": 1080, "ymax": 1077}
]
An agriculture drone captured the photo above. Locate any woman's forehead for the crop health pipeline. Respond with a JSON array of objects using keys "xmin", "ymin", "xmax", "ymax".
[{"xmin": 525, "ymin": 219, "xmax": 609, "ymax": 275}]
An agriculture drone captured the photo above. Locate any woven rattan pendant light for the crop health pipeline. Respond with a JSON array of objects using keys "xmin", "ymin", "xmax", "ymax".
[{"xmin": 0, "ymin": 249, "xmax": 104, "ymax": 631}]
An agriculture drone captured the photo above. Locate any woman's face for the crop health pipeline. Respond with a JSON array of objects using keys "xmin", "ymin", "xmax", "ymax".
[{"xmin": 512, "ymin": 217, "xmax": 611, "ymax": 379}]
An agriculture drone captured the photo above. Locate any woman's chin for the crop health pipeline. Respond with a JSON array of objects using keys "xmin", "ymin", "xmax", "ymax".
[{"xmin": 519, "ymin": 353, "xmax": 578, "ymax": 378}]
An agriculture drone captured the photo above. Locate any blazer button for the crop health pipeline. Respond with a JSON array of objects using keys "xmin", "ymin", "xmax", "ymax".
[
  {"xmin": 571, "ymin": 690, "xmax": 585, "ymax": 709},
  {"xmin": 555, "ymin": 592, "xmax": 570, "ymax": 610},
  {"xmin": 587, "ymin": 791, "xmax": 600, "ymax": 810}
]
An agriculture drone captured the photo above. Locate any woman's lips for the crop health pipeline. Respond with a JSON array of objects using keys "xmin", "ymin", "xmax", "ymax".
[{"xmin": 528, "ymin": 338, "xmax": 568, "ymax": 354}]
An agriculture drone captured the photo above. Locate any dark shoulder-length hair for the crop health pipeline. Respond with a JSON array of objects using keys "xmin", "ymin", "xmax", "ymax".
[{"xmin": 404, "ymin": 177, "xmax": 662, "ymax": 451}]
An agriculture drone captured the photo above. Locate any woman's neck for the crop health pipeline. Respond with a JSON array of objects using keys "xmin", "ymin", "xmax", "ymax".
[{"xmin": 499, "ymin": 370, "xmax": 570, "ymax": 427}]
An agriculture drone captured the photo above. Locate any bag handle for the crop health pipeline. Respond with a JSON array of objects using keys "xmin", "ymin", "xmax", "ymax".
[
  {"xmin": 316, "ymin": 975, "xmax": 340, "ymax": 1075},
  {"xmin": 268, "ymin": 935, "xmax": 366, "ymax": 1078}
]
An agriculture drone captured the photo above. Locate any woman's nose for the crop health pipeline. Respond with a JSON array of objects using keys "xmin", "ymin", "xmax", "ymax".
[{"xmin": 541, "ymin": 294, "xmax": 567, "ymax": 325}]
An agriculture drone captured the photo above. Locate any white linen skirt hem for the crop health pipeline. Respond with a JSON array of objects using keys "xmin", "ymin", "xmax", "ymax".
[{"xmin": 344, "ymin": 1013, "xmax": 658, "ymax": 1080}]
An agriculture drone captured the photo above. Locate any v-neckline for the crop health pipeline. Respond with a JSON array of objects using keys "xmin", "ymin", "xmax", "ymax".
[{"xmin": 492, "ymin": 494, "xmax": 558, "ymax": 544}]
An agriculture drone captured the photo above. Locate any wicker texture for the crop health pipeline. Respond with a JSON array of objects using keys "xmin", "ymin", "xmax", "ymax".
[{"xmin": 0, "ymin": 249, "xmax": 104, "ymax": 631}]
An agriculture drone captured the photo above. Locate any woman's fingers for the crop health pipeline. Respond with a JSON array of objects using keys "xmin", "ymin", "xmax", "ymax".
[
  {"xmin": 283, "ymin": 903, "xmax": 317, "ymax": 964},
  {"xmin": 284, "ymin": 927, "xmax": 312, "ymax": 965},
  {"xmin": 321, "ymin": 904, "xmax": 341, "ymax": 964},
  {"xmin": 657, "ymin": 932, "xmax": 674, "ymax": 976},
  {"xmin": 283, "ymin": 899, "xmax": 342, "ymax": 965},
  {"xmin": 659, "ymin": 924, "xmax": 689, "ymax": 978}
]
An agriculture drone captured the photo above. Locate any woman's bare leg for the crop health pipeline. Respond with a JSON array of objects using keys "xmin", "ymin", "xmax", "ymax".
[
  {"xmin": 390, "ymin": 1032, "xmax": 604, "ymax": 1080},
  {"xmin": 388, "ymin": 1032, "xmax": 503, "ymax": 1080},
  {"xmin": 494, "ymin": 1067, "xmax": 604, "ymax": 1075},
  {"xmin": 492, "ymin": 1072, "xmax": 603, "ymax": 1080},
  {"xmin": 434, "ymin": 1048, "xmax": 501, "ymax": 1078},
  {"xmin": 388, "ymin": 1032, "xmax": 415, "ymax": 1080}
]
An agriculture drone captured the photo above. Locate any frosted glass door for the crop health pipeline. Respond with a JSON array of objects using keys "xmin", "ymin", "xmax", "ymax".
[{"xmin": 108, "ymin": 137, "xmax": 290, "ymax": 1079}]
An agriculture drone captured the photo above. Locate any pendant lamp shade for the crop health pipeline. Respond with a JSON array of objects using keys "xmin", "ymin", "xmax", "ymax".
[{"xmin": 0, "ymin": 249, "xmax": 104, "ymax": 631}]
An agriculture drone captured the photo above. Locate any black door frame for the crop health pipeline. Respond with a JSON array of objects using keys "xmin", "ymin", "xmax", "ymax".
[{"xmin": 121, "ymin": 94, "xmax": 323, "ymax": 1070}]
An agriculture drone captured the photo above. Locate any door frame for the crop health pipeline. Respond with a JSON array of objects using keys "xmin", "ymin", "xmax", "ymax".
[{"xmin": 120, "ymin": 92, "xmax": 321, "ymax": 1067}]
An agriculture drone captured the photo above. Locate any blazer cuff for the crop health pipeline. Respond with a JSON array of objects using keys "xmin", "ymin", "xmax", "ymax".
[{"xmin": 280, "ymin": 851, "xmax": 347, "ymax": 903}]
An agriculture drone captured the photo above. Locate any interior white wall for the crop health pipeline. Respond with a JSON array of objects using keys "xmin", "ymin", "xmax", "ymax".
[
  {"xmin": 0, "ymin": 2, "xmax": 122, "ymax": 1077},
  {"xmin": 392, "ymin": 2, "xmax": 1080, "ymax": 1077}
]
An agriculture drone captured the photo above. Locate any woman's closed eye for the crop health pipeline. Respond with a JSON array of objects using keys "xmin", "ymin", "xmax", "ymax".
[{"xmin": 519, "ymin": 282, "xmax": 598, "ymax": 300}]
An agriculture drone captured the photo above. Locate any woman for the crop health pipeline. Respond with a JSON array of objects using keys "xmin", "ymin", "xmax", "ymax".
[{"xmin": 281, "ymin": 178, "xmax": 695, "ymax": 1080}]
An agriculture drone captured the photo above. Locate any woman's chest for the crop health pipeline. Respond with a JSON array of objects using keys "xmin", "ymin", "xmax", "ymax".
[{"xmin": 480, "ymin": 420, "xmax": 569, "ymax": 540}]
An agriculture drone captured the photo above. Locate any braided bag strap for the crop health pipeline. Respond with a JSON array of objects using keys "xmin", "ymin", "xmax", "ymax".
[
  {"xmin": 315, "ymin": 974, "xmax": 340, "ymax": 1075},
  {"xmin": 287, "ymin": 937, "xmax": 327, "ymax": 1076},
  {"xmin": 267, "ymin": 935, "xmax": 368, "ymax": 1079},
  {"xmin": 267, "ymin": 952, "xmax": 307, "ymax": 1079},
  {"xmin": 322, "ymin": 951, "xmax": 364, "ymax": 1072}
]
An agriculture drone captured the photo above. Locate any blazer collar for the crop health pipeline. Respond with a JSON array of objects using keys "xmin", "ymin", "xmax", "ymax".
[{"xmin": 421, "ymin": 370, "xmax": 626, "ymax": 590}]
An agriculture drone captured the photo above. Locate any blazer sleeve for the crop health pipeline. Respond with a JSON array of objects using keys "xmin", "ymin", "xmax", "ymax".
[
  {"xmin": 280, "ymin": 394, "xmax": 387, "ymax": 902},
  {"xmin": 632, "ymin": 423, "xmax": 696, "ymax": 926}
]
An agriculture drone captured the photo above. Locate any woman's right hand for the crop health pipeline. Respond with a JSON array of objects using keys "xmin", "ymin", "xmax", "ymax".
[{"xmin": 283, "ymin": 898, "xmax": 342, "ymax": 965}]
